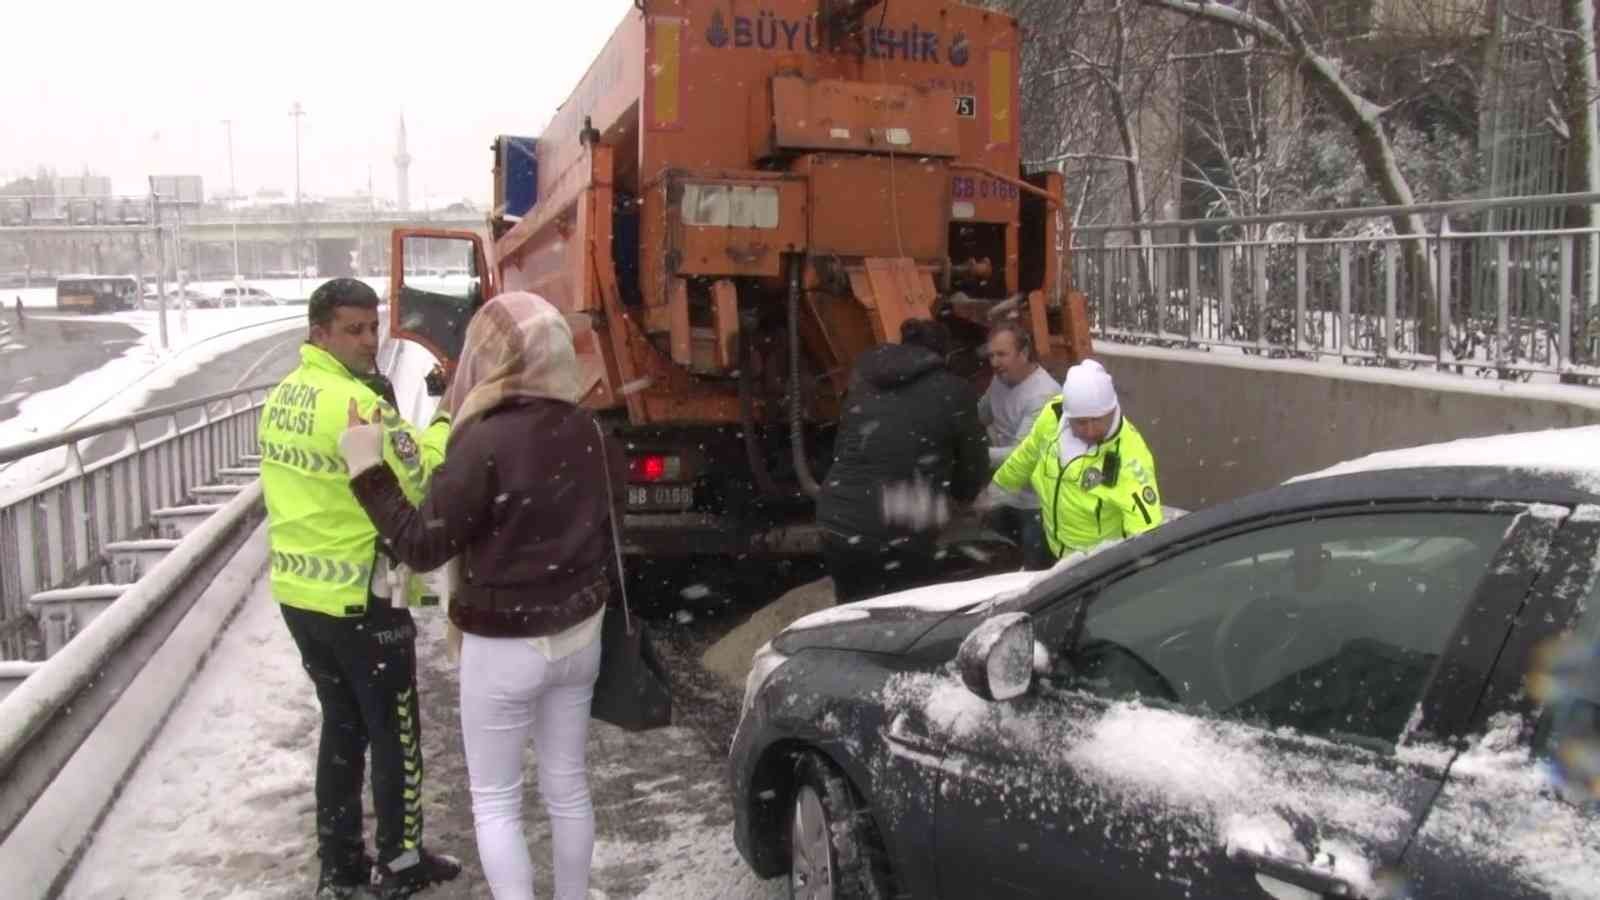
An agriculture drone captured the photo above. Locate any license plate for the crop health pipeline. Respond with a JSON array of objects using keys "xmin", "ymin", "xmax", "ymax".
[{"xmin": 627, "ymin": 485, "xmax": 693, "ymax": 509}]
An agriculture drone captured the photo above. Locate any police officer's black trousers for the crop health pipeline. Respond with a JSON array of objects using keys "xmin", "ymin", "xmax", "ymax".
[{"xmin": 280, "ymin": 602, "xmax": 424, "ymax": 872}]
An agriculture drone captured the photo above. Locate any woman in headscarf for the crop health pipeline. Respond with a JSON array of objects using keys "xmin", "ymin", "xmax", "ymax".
[{"xmin": 337, "ymin": 291, "xmax": 620, "ymax": 900}]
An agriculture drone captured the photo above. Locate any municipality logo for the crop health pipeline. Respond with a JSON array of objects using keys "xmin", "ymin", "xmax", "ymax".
[
  {"xmin": 707, "ymin": 9, "xmax": 730, "ymax": 48},
  {"xmin": 950, "ymin": 32, "xmax": 970, "ymax": 67}
]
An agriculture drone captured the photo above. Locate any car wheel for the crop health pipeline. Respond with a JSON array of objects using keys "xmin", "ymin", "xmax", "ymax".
[{"xmin": 789, "ymin": 753, "xmax": 892, "ymax": 900}]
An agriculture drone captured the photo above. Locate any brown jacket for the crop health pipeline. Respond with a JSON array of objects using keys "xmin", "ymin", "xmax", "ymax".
[{"xmin": 350, "ymin": 397, "xmax": 624, "ymax": 638}]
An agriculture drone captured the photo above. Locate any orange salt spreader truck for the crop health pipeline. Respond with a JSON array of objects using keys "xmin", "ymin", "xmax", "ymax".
[{"xmin": 388, "ymin": 0, "xmax": 1091, "ymax": 560}]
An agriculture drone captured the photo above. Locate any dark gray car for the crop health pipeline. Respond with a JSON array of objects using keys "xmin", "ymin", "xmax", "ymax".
[{"xmin": 731, "ymin": 453, "xmax": 1600, "ymax": 899}]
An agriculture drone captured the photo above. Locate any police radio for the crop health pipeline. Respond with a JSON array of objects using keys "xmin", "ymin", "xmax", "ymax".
[{"xmin": 1102, "ymin": 449, "xmax": 1122, "ymax": 488}]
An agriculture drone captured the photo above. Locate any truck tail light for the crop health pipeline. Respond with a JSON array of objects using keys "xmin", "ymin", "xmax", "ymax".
[{"xmin": 629, "ymin": 454, "xmax": 682, "ymax": 482}]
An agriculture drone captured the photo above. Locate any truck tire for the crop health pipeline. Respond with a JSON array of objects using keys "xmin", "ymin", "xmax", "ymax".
[{"xmin": 789, "ymin": 752, "xmax": 894, "ymax": 900}]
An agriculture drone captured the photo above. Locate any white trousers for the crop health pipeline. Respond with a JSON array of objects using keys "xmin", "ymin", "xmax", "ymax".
[{"xmin": 459, "ymin": 631, "xmax": 602, "ymax": 900}]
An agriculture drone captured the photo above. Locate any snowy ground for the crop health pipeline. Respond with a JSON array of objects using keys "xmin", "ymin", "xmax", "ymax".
[
  {"xmin": 62, "ymin": 557, "xmax": 785, "ymax": 900},
  {"xmin": 0, "ymin": 306, "xmax": 311, "ymax": 504}
]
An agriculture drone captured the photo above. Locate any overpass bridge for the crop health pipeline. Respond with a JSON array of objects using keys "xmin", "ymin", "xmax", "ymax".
[
  {"xmin": 0, "ymin": 211, "xmax": 486, "ymax": 244},
  {"xmin": 1, "ymin": 193, "xmax": 1600, "ymax": 896},
  {"xmin": 0, "ymin": 210, "xmax": 488, "ymax": 283}
]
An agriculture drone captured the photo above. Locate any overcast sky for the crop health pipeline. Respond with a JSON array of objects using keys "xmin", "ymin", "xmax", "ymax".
[{"xmin": 1, "ymin": 0, "xmax": 636, "ymax": 205}]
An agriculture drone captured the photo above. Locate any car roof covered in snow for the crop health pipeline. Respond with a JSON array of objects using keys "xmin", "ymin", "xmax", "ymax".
[{"xmin": 1288, "ymin": 426, "xmax": 1600, "ymax": 490}]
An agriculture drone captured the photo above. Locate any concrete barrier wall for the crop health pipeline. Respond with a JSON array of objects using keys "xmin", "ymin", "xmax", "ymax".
[{"xmin": 1096, "ymin": 344, "xmax": 1600, "ymax": 511}]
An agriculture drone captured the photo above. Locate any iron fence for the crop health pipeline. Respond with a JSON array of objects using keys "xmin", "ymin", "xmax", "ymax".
[
  {"xmin": 1070, "ymin": 192, "xmax": 1600, "ymax": 383},
  {"xmin": 0, "ymin": 386, "xmax": 272, "ymax": 660}
]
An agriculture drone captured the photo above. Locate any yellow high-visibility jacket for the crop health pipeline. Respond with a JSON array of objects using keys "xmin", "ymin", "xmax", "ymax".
[
  {"xmin": 259, "ymin": 343, "xmax": 450, "ymax": 616},
  {"xmin": 993, "ymin": 398, "xmax": 1163, "ymax": 557}
]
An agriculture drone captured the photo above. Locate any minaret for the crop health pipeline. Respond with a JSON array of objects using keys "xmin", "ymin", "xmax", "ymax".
[{"xmin": 394, "ymin": 115, "xmax": 412, "ymax": 213}]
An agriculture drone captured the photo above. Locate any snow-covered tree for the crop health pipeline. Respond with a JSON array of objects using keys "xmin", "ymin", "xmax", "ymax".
[
  {"xmin": 1140, "ymin": 0, "xmax": 1432, "ymax": 245},
  {"xmin": 999, "ymin": 0, "xmax": 1185, "ymax": 229}
]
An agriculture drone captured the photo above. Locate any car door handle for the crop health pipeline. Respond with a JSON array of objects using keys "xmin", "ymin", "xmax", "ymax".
[
  {"xmin": 1230, "ymin": 848, "xmax": 1364, "ymax": 898},
  {"xmin": 886, "ymin": 712, "xmax": 942, "ymax": 754}
]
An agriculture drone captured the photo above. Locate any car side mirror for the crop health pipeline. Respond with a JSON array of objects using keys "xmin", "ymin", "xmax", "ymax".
[{"xmin": 958, "ymin": 612, "xmax": 1035, "ymax": 702}]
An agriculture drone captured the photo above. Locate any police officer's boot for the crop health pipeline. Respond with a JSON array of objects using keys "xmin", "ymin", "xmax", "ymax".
[
  {"xmin": 375, "ymin": 847, "xmax": 462, "ymax": 898},
  {"xmin": 316, "ymin": 849, "xmax": 376, "ymax": 899}
]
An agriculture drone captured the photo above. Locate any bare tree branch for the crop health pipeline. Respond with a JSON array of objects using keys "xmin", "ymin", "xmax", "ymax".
[{"xmin": 1032, "ymin": 152, "xmax": 1140, "ymax": 164}]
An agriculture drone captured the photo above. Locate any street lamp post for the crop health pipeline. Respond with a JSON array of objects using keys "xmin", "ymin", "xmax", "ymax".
[
  {"xmin": 222, "ymin": 118, "xmax": 242, "ymax": 305},
  {"xmin": 148, "ymin": 179, "xmax": 168, "ymax": 350},
  {"xmin": 290, "ymin": 100, "xmax": 305, "ymax": 300}
]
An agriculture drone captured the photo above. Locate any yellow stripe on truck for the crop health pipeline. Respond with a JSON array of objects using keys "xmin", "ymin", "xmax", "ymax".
[
  {"xmin": 989, "ymin": 49, "xmax": 1012, "ymax": 146},
  {"xmin": 652, "ymin": 19, "xmax": 683, "ymax": 129}
]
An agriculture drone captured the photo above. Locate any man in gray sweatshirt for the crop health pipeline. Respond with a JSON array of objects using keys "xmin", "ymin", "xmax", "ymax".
[{"xmin": 977, "ymin": 321, "xmax": 1059, "ymax": 569}]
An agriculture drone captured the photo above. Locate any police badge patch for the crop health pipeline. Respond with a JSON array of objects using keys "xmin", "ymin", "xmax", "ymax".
[
  {"xmin": 1142, "ymin": 486, "xmax": 1158, "ymax": 504},
  {"xmin": 391, "ymin": 431, "xmax": 419, "ymax": 465},
  {"xmin": 1081, "ymin": 468, "xmax": 1104, "ymax": 490}
]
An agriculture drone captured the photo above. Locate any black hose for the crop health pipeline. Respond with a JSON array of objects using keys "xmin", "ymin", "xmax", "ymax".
[
  {"xmin": 787, "ymin": 261, "xmax": 822, "ymax": 498},
  {"xmin": 739, "ymin": 313, "xmax": 784, "ymax": 498}
]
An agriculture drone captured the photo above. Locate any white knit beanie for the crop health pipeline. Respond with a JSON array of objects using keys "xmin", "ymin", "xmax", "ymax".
[{"xmin": 1062, "ymin": 359, "xmax": 1118, "ymax": 418}]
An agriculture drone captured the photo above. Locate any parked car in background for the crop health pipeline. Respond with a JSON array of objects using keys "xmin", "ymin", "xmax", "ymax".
[
  {"xmin": 217, "ymin": 285, "xmax": 280, "ymax": 306},
  {"xmin": 731, "ymin": 428, "xmax": 1600, "ymax": 900},
  {"xmin": 166, "ymin": 288, "xmax": 218, "ymax": 309}
]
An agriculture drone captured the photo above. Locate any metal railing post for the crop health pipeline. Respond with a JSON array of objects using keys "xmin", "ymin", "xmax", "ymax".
[
  {"xmin": 1187, "ymin": 229, "xmax": 1201, "ymax": 343},
  {"xmin": 1154, "ymin": 224, "xmax": 1168, "ymax": 338},
  {"xmin": 1561, "ymin": 235, "xmax": 1574, "ymax": 371},
  {"xmin": 1100, "ymin": 231, "xmax": 1114, "ymax": 333},
  {"xmin": 1295, "ymin": 224, "xmax": 1309, "ymax": 354},
  {"xmin": 1221, "ymin": 244, "xmax": 1234, "ymax": 344},
  {"xmin": 1496, "ymin": 237, "xmax": 1511, "ymax": 368},
  {"xmin": 1339, "ymin": 243, "xmax": 1353, "ymax": 360},
  {"xmin": 1253, "ymin": 240, "xmax": 1268, "ymax": 352},
  {"xmin": 1385, "ymin": 242, "xmax": 1399, "ymax": 362},
  {"xmin": 1437, "ymin": 218, "xmax": 1452, "ymax": 367}
]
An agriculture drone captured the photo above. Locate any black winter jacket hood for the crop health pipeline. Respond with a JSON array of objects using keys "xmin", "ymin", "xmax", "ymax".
[{"xmin": 857, "ymin": 343, "xmax": 945, "ymax": 390}]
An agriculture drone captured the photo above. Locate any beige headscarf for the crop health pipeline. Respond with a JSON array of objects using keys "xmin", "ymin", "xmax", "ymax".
[
  {"xmin": 434, "ymin": 291, "xmax": 593, "ymax": 660},
  {"xmin": 442, "ymin": 291, "xmax": 592, "ymax": 431}
]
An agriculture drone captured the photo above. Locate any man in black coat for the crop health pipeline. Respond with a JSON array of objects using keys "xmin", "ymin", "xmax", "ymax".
[{"xmin": 816, "ymin": 318, "xmax": 990, "ymax": 604}]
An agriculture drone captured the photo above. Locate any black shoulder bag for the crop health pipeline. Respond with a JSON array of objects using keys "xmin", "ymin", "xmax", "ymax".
[{"xmin": 589, "ymin": 420, "xmax": 673, "ymax": 731}]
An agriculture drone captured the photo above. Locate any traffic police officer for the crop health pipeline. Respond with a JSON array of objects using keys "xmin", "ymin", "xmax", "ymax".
[
  {"xmin": 991, "ymin": 359, "xmax": 1163, "ymax": 558},
  {"xmin": 259, "ymin": 278, "xmax": 460, "ymax": 899}
]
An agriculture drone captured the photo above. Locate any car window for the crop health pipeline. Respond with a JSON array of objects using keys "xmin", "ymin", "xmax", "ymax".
[{"xmin": 1065, "ymin": 511, "xmax": 1516, "ymax": 745}]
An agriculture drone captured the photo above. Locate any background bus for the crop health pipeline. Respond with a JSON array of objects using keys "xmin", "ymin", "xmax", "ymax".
[{"xmin": 56, "ymin": 276, "xmax": 138, "ymax": 313}]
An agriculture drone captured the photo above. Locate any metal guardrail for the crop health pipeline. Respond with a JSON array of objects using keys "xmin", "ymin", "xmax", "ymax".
[
  {"xmin": 0, "ymin": 384, "xmax": 275, "ymax": 660},
  {"xmin": 0, "ymin": 485, "xmax": 266, "ymax": 876},
  {"xmin": 1070, "ymin": 192, "xmax": 1600, "ymax": 382}
]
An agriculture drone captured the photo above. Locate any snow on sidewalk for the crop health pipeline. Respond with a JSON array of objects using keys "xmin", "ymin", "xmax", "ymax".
[{"xmin": 63, "ymin": 551, "xmax": 783, "ymax": 899}]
